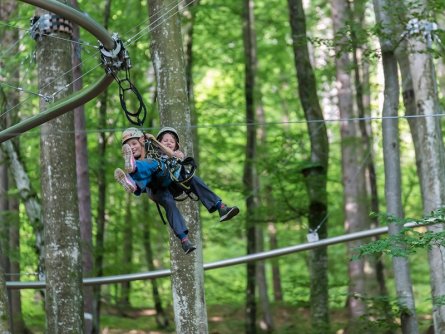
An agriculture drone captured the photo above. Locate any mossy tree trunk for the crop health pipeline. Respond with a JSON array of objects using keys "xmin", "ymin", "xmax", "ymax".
[
  {"xmin": 396, "ymin": 1, "xmax": 445, "ymax": 331},
  {"xmin": 148, "ymin": 0, "xmax": 208, "ymax": 332},
  {"xmin": 374, "ymin": 0, "xmax": 419, "ymax": 332},
  {"xmin": 36, "ymin": 2, "xmax": 84, "ymax": 332},
  {"xmin": 330, "ymin": 0, "xmax": 370, "ymax": 329},
  {"xmin": 287, "ymin": 0, "xmax": 329, "ymax": 332}
]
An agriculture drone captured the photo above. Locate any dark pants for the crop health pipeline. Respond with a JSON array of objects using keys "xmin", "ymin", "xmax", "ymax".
[{"xmin": 148, "ymin": 175, "xmax": 221, "ymax": 238}]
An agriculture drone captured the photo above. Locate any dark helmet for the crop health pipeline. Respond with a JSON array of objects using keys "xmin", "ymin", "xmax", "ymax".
[
  {"xmin": 121, "ymin": 127, "xmax": 144, "ymax": 145},
  {"xmin": 156, "ymin": 127, "xmax": 180, "ymax": 149}
]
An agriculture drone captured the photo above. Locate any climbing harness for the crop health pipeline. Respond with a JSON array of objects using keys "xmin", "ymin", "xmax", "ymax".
[
  {"xmin": 143, "ymin": 137, "xmax": 198, "ymax": 199},
  {"xmin": 99, "ymin": 33, "xmax": 147, "ymax": 126},
  {"xmin": 142, "ymin": 137, "xmax": 199, "ymax": 225}
]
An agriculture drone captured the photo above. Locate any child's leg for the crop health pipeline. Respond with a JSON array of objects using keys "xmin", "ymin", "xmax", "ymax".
[
  {"xmin": 188, "ymin": 175, "xmax": 222, "ymax": 212},
  {"xmin": 149, "ymin": 187, "xmax": 189, "ymax": 237},
  {"xmin": 188, "ymin": 175, "xmax": 240, "ymax": 222},
  {"xmin": 148, "ymin": 187, "xmax": 196, "ymax": 253}
]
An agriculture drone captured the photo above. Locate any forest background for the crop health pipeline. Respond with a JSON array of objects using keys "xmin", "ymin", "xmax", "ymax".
[{"xmin": 1, "ymin": 0, "xmax": 445, "ymax": 333}]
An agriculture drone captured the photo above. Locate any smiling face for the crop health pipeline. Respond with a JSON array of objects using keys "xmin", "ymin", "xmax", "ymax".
[
  {"xmin": 125, "ymin": 138, "xmax": 144, "ymax": 159},
  {"xmin": 160, "ymin": 132, "xmax": 178, "ymax": 151}
]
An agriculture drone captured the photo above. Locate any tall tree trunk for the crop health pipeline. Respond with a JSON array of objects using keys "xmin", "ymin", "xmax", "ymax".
[
  {"xmin": 374, "ymin": 1, "xmax": 419, "ymax": 332},
  {"xmin": 36, "ymin": 3, "xmax": 84, "ymax": 331},
  {"xmin": 70, "ymin": 1, "xmax": 94, "ymax": 332},
  {"xmin": 242, "ymin": 0, "xmax": 259, "ymax": 333},
  {"xmin": 0, "ymin": 258, "xmax": 10, "ymax": 333},
  {"xmin": 287, "ymin": 0, "xmax": 329, "ymax": 332},
  {"xmin": 396, "ymin": 1, "xmax": 445, "ymax": 331},
  {"xmin": 0, "ymin": 141, "xmax": 44, "ymax": 277},
  {"xmin": 267, "ymin": 222, "xmax": 282, "ymax": 302},
  {"xmin": 330, "ymin": 0, "xmax": 369, "ymax": 327},
  {"xmin": 120, "ymin": 194, "xmax": 133, "ymax": 309},
  {"xmin": 0, "ymin": 151, "xmax": 10, "ymax": 332},
  {"xmin": 93, "ymin": 1, "xmax": 112, "ymax": 332},
  {"xmin": 181, "ymin": 0, "xmax": 199, "ymax": 160},
  {"xmin": 8, "ymin": 197, "xmax": 25, "ymax": 333},
  {"xmin": 349, "ymin": 0, "xmax": 390, "ymax": 317},
  {"xmin": 1, "ymin": 2, "xmax": 31, "ymax": 330},
  {"xmin": 141, "ymin": 200, "xmax": 169, "ymax": 328},
  {"xmin": 148, "ymin": 0, "xmax": 208, "ymax": 332}
]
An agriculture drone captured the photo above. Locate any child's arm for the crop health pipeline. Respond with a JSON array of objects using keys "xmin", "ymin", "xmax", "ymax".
[{"xmin": 142, "ymin": 133, "xmax": 175, "ymax": 158}]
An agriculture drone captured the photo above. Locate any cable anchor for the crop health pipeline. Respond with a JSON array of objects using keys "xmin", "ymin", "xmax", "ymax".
[{"xmin": 99, "ymin": 33, "xmax": 146, "ymax": 126}]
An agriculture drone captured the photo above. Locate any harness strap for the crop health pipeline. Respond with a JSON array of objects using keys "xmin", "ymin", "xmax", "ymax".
[{"xmin": 156, "ymin": 202, "xmax": 168, "ymax": 225}]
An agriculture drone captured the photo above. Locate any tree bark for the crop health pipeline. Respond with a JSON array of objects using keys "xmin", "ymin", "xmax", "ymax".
[
  {"xmin": 242, "ymin": 1, "xmax": 260, "ymax": 333},
  {"xmin": 1, "ymin": 141, "xmax": 44, "ymax": 278},
  {"xmin": 0, "ymin": 259, "xmax": 10, "ymax": 333},
  {"xmin": 287, "ymin": 0, "xmax": 329, "ymax": 332},
  {"xmin": 148, "ymin": 0, "xmax": 208, "ymax": 332},
  {"xmin": 120, "ymin": 194, "xmax": 133, "ymax": 309},
  {"xmin": 93, "ymin": 1, "xmax": 112, "ymax": 332},
  {"xmin": 36, "ymin": 3, "xmax": 84, "ymax": 331},
  {"xmin": 395, "ymin": 1, "xmax": 445, "ymax": 331},
  {"xmin": 181, "ymin": 0, "xmax": 199, "ymax": 160},
  {"xmin": 267, "ymin": 222, "xmax": 282, "ymax": 302},
  {"xmin": 373, "ymin": 1, "xmax": 419, "ymax": 332},
  {"xmin": 70, "ymin": 1, "xmax": 95, "ymax": 332},
  {"xmin": 141, "ymin": 200, "xmax": 169, "ymax": 328},
  {"xmin": 330, "ymin": 0, "xmax": 369, "ymax": 327}
]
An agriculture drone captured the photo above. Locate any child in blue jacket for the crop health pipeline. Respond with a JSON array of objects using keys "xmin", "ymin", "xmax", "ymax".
[{"xmin": 114, "ymin": 127, "xmax": 239, "ymax": 254}]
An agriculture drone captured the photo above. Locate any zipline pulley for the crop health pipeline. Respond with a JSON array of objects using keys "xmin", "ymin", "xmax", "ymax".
[{"xmin": 99, "ymin": 33, "xmax": 147, "ymax": 126}]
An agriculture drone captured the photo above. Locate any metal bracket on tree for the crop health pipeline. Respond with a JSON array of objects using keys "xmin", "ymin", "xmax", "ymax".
[
  {"xmin": 29, "ymin": 13, "xmax": 74, "ymax": 40},
  {"xmin": 99, "ymin": 33, "xmax": 147, "ymax": 126}
]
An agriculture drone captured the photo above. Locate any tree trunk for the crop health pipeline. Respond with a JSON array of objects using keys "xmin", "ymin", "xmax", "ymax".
[
  {"xmin": 396, "ymin": 1, "xmax": 445, "ymax": 331},
  {"xmin": 1, "ymin": 8, "xmax": 41, "ymax": 330},
  {"xmin": 36, "ymin": 3, "xmax": 84, "ymax": 331},
  {"xmin": 374, "ymin": 1, "xmax": 419, "ymax": 332},
  {"xmin": 181, "ymin": 0, "xmax": 199, "ymax": 160},
  {"xmin": 93, "ymin": 2, "xmax": 112, "ymax": 332},
  {"xmin": 350, "ymin": 0, "xmax": 390, "ymax": 316},
  {"xmin": 267, "ymin": 222, "xmax": 282, "ymax": 302},
  {"xmin": 242, "ymin": 1, "xmax": 260, "ymax": 333},
  {"xmin": 120, "ymin": 194, "xmax": 133, "ymax": 309},
  {"xmin": 330, "ymin": 0, "xmax": 369, "ymax": 327},
  {"xmin": 148, "ymin": 0, "xmax": 208, "ymax": 332},
  {"xmin": 70, "ymin": 1, "xmax": 94, "ymax": 332},
  {"xmin": 0, "ymin": 153, "xmax": 10, "ymax": 333},
  {"xmin": 0, "ymin": 258, "xmax": 10, "ymax": 333},
  {"xmin": 141, "ymin": 200, "xmax": 169, "ymax": 328},
  {"xmin": 8, "ymin": 197, "xmax": 26, "ymax": 333},
  {"xmin": 287, "ymin": 0, "xmax": 329, "ymax": 332},
  {"xmin": 1, "ymin": 141, "xmax": 44, "ymax": 278}
]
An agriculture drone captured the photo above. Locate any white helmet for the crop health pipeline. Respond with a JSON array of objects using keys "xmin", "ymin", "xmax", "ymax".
[
  {"xmin": 121, "ymin": 127, "xmax": 144, "ymax": 145},
  {"xmin": 156, "ymin": 127, "xmax": 180, "ymax": 146}
]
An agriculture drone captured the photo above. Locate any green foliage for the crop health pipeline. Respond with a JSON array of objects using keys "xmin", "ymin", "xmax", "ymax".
[
  {"xmin": 347, "ymin": 295, "xmax": 402, "ymax": 333},
  {"xmin": 355, "ymin": 209, "xmax": 445, "ymax": 259}
]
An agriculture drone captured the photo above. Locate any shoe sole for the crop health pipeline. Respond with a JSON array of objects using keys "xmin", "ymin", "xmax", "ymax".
[
  {"xmin": 114, "ymin": 168, "xmax": 137, "ymax": 193},
  {"xmin": 122, "ymin": 144, "xmax": 136, "ymax": 173},
  {"xmin": 184, "ymin": 246, "xmax": 197, "ymax": 254},
  {"xmin": 220, "ymin": 207, "xmax": 240, "ymax": 222}
]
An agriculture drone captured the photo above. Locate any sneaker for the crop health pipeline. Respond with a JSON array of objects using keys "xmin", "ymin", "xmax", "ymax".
[
  {"xmin": 218, "ymin": 203, "xmax": 240, "ymax": 222},
  {"xmin": 122, "ymin": 144, "xmax": 136, "ymax": 173},
  {"xmin": 114, "ymin": 168, "xmax": 137, "ymax": 193},
  {"xmin": 181, "ymin": 238, "xmax": 196, "ymax": 254}
]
